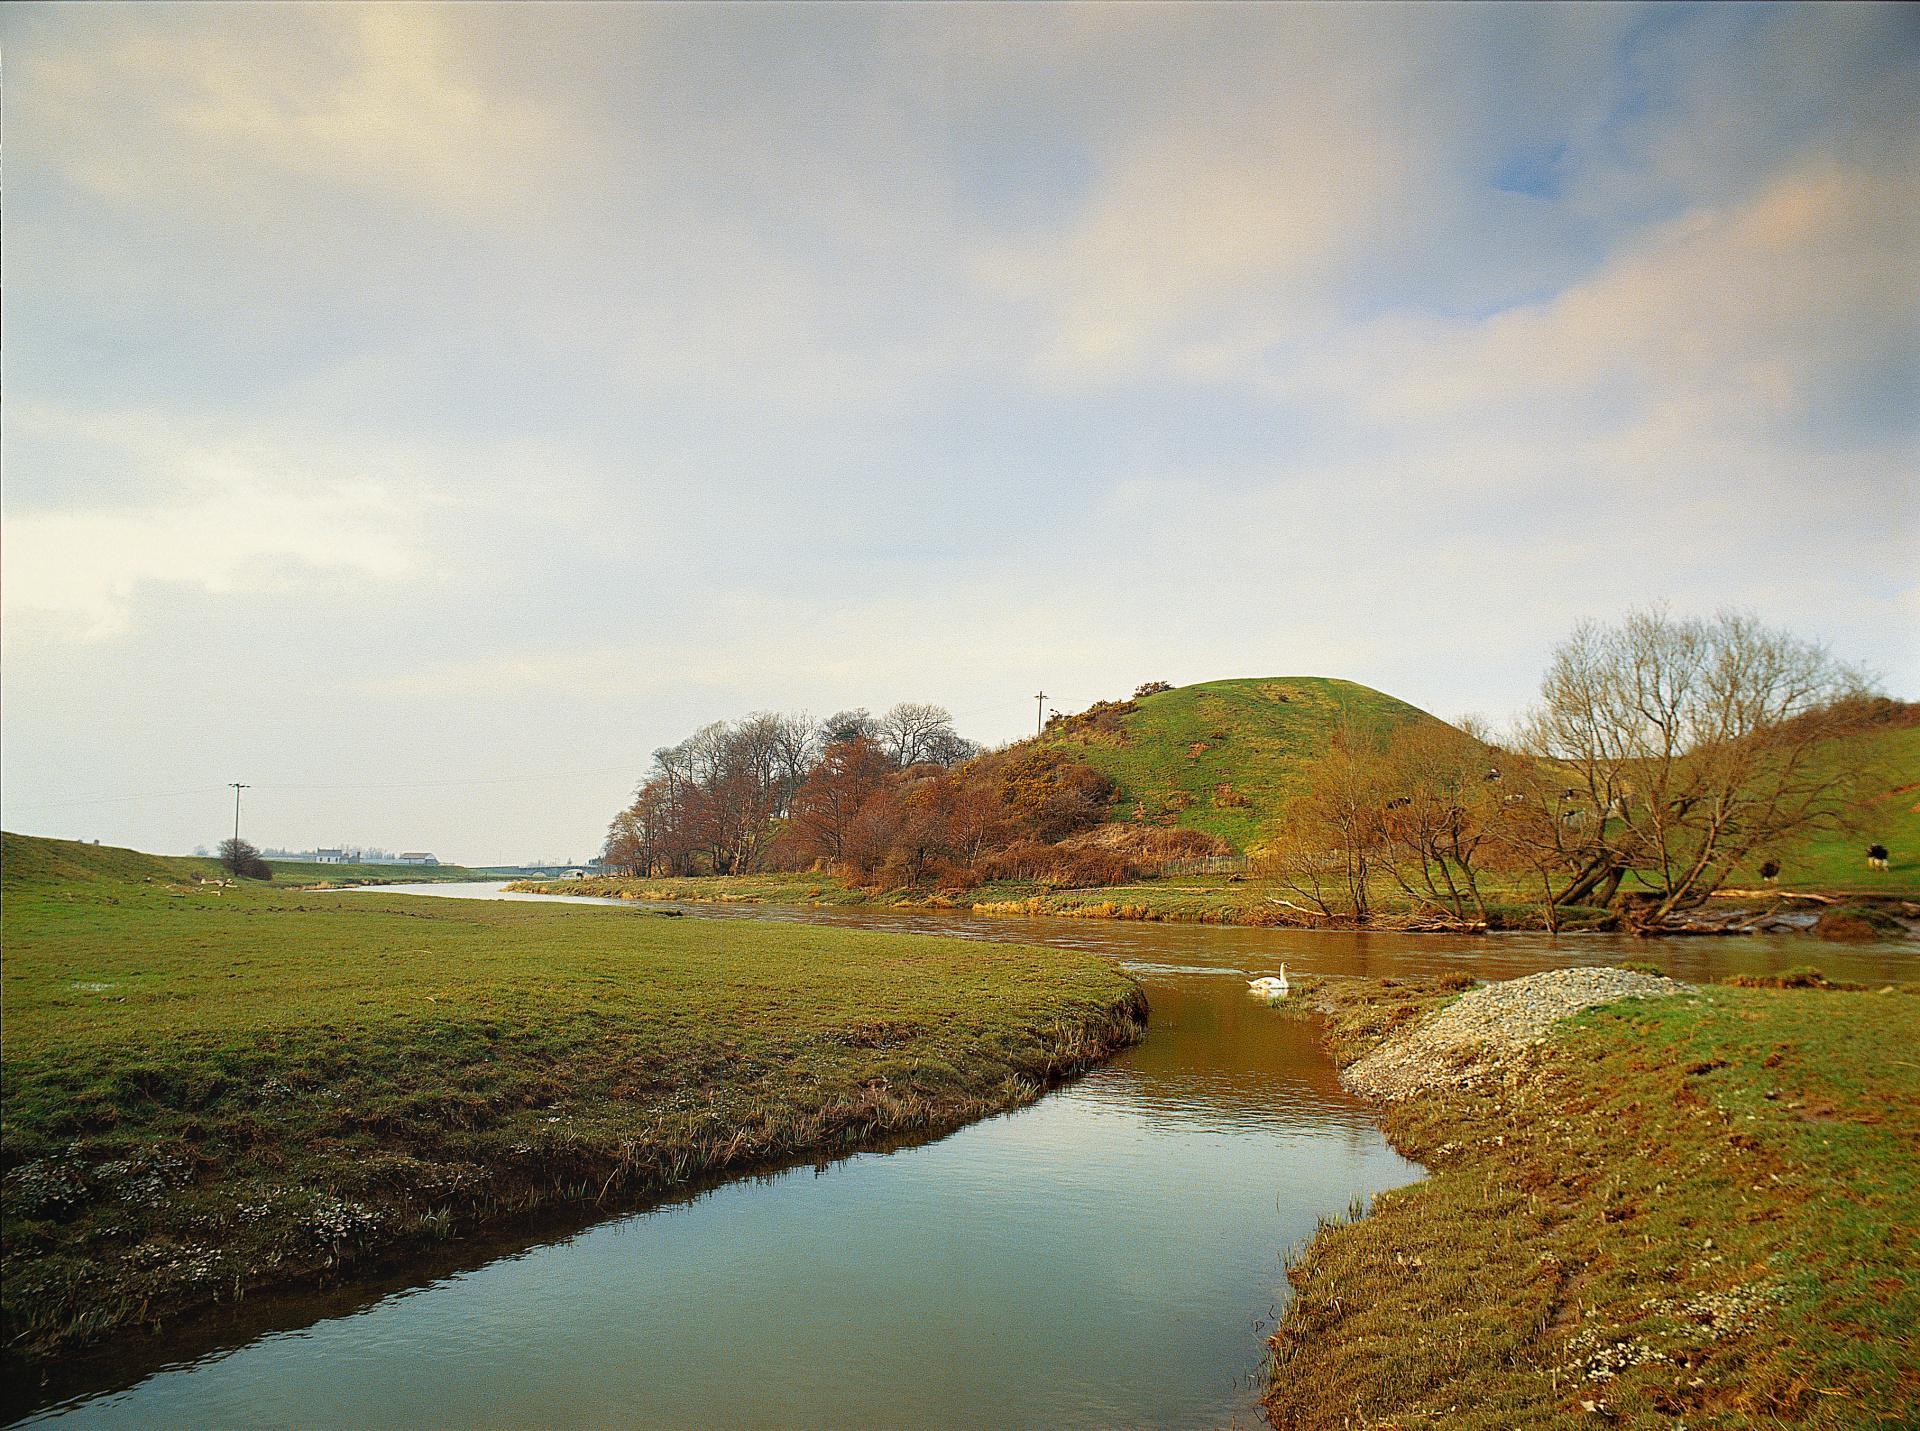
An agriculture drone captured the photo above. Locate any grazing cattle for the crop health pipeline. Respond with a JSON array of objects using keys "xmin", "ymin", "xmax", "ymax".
[
  {"xmin": 1868, "ymin": 844, "xmax": 1890, "ymax": 871},
  {"xmin": 1385, "ymin": 796, "xmax": 1411, "ymax": 811},
  {"xmin": 1484, "ymin": 768, "xmax": 1503, "ymax": 783},
  {"xmin": 1759, "ymin": 859, "xmax": 1781, "ymax": 884}
]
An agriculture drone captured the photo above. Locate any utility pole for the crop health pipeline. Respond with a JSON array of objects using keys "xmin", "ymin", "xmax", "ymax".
[
  {"xmin": 1034, "ymin": 691, "xmax": 1048, "ymax": 737},
  {"xmin": 229, "ymin": 783, "xmax": 250, "ymax": 847}
]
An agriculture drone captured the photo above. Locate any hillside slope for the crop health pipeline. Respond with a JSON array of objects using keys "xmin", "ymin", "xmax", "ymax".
[
  {"xmin": 1038, "ymin": 677, "xmax": 1453, "ymax": 851},
  {"xmin": 1733, "ymin": 722, "xmax": 1920, "ymax": 895},
  {"xmin": 1033, "ymin": 678, "xmax": 1919, "ymax": 882},
  {"xmin": 0, "ymin": 833, "xmax": 487, "ymax": 887}
]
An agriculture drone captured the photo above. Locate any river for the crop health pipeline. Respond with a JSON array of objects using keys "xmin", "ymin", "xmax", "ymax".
[{"xmin": 20, "ymin": 885, "xmax": 1913, "ymax": 1429}]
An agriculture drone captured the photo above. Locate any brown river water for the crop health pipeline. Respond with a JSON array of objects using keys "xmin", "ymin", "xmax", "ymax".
[{"xmin": 18, "ymin": 885, "xmax": 1915, "ymax": 1429}]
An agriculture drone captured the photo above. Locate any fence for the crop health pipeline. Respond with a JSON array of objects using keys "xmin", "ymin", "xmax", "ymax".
[{"xmin": 1158, "ymin": 855, "xmax": 1252, "ymax": 877}]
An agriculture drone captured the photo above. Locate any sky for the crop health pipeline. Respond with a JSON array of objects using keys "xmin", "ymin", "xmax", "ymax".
[{"xmin": 2, "ymin": 2, "xmax": 1916, "ymax": 864}]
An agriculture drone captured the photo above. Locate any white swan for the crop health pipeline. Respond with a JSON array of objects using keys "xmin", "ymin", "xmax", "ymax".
[{"xmin": 1248, "ymin": 965, "xmax": 1290, "ymax": 997}]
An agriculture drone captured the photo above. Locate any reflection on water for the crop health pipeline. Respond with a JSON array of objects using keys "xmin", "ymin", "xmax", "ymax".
[{"xmin": 22, "ymin": 885, "xmax": 1911, "ymax": 1428}]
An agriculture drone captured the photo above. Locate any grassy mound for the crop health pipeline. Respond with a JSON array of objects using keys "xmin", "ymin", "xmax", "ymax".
[
  {"xmin": 1038, "ymin": 676, "xmax": 1448, "ymax": 851},
  {"xmin": 0, "ymin": 834, "xmax": 1143, "ymax": 1380}
]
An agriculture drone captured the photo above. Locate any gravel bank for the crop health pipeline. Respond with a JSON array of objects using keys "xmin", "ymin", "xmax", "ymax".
[{"xmin": 1342, "ymin": 967, "xmax": 1696, "ymax": 1101}]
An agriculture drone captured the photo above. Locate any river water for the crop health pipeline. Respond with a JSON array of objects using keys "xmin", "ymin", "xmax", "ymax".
[{"xmin": 21, "ymin": 886, "xmax": 1914, "ymax": 1429}]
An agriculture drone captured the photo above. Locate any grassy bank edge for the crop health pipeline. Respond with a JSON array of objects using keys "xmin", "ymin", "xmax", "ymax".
[
  {"xmin": 509, "ymin": 872, "xmax": 1918, "ymax": 938},
  {"xmin": 5, "ymin": 983, "xmax": 1145, "ymax": 1380},
  {"xmin": 2, "ymin": 839, "xmax": 1154, "ymax": 1391},
  {"xmin": 1261, "ymin": 974, "xmax": 1920, "ymax": 1428}
]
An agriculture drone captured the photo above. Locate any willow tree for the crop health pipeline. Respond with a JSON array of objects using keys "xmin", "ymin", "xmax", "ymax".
[
  {"xmin": 1514, "ymin": 609, "xmax": 1870, "ymax": 930},
  {"xmin": 1261, "ymin": 721, "xmax": 1389, "ymax": 921}
]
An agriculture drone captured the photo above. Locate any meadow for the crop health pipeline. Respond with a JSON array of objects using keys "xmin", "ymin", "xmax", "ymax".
[
  {"xmin": 0, "ymin": 834, "xmax": 1144, "ymax": 1371},
  {"xmin": 10, "ymin": 835, "xmax": 496, "ymax": 887},
  {"xmin": 1267, "ymin": 974, "xmax": 1920, "ymax": 1427}
]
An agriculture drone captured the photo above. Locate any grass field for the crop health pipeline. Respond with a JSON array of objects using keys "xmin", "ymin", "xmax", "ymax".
[
  {"xmin": 1039, "ymin": 676, "xmax": 1443, "ymax": 851},
  {"xmin": 1267, "ymin": 975, "xmax": 1920, "ymax": 1427},
  {"xmin": 1727, "ymin": 724, "xmax": 1920, "ymax": 895},
  {"xmin": 0, "ymin": 833, "xmax": 1144, "ymax": 1371},
  {"xmin": 4, "ymin": 834, "xmax": 494, "ymax": 887}
]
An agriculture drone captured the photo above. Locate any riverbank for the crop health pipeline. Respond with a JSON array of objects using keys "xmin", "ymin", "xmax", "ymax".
[
  {"xmin": 0, "ymin": 836, "xmax": 1145, "ymax": 1393},
  {"xmin": 1265, "ymin": 969, "xmax": 1920, "ymax": 1427},
  {"xmin": 511, "ymin": 871, "xmax": 1918, "ymax": 939}
]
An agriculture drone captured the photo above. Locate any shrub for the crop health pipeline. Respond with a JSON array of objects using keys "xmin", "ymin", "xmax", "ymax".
[{"xmin": 218, "ymin": 838, "xmax": 272, "ymax": 881}]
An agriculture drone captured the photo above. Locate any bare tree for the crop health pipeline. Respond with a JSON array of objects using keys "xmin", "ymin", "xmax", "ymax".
[
  {"xmin": 1373, "ymin": 723, "xmax": 1493, "ymax": 923},
  {"xmin": 1260, "ymin": 720, "xmax": 1387, "ymax": 921},
  {"xmin": 218, "ymin": 837, "xmax": 271, "ymax": 880},
  {"xmin": 1515, "ymin": 608, "xmax": 1872, "ymax": 929},
  {"xmin": 820, "ymin": 708, "xmax": 879, "ymax": 746},
  {"xmin": 769, "ymin": 713, "xmax": 819, "ymax": 813},
  {"xmin": 878, "ymin": 702, "xmax": 961, "ymax": 768}
]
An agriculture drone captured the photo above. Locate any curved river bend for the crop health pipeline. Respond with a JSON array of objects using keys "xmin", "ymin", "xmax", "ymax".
[{"xmin": 22, "ymin": 886, "xmax": 1914, "ymax": 1429}]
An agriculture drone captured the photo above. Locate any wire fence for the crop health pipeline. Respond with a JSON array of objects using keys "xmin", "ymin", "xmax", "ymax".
[{"xmin": 1158, "ymin": 855, "xmax": 1252, "ymax": 877}]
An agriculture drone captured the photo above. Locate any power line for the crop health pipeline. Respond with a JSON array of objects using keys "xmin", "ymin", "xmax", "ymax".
[
  {"xmin": 255, "ymin": 767, "xmax": 634, "ymax": 793},
  {"xmin": 4, "ymin": 767, "xmax": 637, "ymax": 814},
  {"xmin": 3, "ymin": 785, "xmax": 231, "ymax": 813}
]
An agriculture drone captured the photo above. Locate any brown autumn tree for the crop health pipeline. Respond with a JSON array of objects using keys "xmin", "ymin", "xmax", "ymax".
[
  {"xmin": 787, "ymin": 736, "xmax": 897, "ymax": 865},
  {"xmin": 1260, "ymin": 720, "xmax": 1387, "ymax": 921},
  {"xmin": 1372, "ymin": 722, "xmax": 1496, "ymax": 923}
]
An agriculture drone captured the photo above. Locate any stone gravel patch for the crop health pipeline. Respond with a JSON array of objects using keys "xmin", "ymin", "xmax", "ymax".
[{"xmin": 1343, "ymin": 967, "xmax": 1697, "ymax": 1101}]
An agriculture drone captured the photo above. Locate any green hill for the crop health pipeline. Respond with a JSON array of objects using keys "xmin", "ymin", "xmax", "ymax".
[
  {"xmin": 1037, "ymin": 677, "xmax": 1453, "ymax": 852},
  {"xmin": 0, "ymin": 833, "xmax": 488, "ymax": 888},
  {"xmin": 1033, "ymin": 679, "xmax": 1919, "ymax": 884},
  {"xmin": 1733, "ymin": 722, "xmax": 1920, "ymax": 895}
]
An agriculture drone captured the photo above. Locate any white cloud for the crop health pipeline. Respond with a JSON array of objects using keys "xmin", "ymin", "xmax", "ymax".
[
  {"xmin": 14, "ymin": 5, "xmax": 580, "ymax": 221},
  {"xmin": 2, "ymin": 407, "xmax": 426, "ymax": 641},
  {"xmin": 976, "ymin": 86, "xmax": 1416, "ymax": 379},
  {"xmin": 1264, "ymin": 151, "xmax": 1920, "ymax": 451}
]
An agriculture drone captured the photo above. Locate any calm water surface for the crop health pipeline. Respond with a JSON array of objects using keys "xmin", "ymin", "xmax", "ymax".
[{"xmin": 23, "ymin": 885, "xmax": 1913, "ymax": 1429}]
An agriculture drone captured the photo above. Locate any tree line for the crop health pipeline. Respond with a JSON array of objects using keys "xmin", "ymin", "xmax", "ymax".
[
  {"xmin": 599, "ymin": 702, "xmax": 1204, "ymax": 886},
  {"xmin": 600, "ymin": 611, "xmax": 1890, "ymax": 932},
  {"xmin": 1263, "ymin": 609, "xmax": 1891, "ymax": 932}
]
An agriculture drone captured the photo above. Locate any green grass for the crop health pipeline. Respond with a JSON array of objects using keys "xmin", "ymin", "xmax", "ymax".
[
  {"xmin": 1725, "ymin": 725, "xmax": 1920, "ymax": 897},
  {"xmin": 1267, "ymin": 976, "xmax": 1920, "ymax": 1427},
  {"xmin": 0, "ymin": 833, "xmax": 1143, "ymax": 1370},
  {"xmin": 1, "ymin": 832, "xmax": 492, "ymax": 887},
  {"xmin": 1039, "ymin": 676, "xmax": 1449, "ymax": 851},
  {"xmin": 260, "ymin": 858, "xmax": 494, "ymax": 884}
]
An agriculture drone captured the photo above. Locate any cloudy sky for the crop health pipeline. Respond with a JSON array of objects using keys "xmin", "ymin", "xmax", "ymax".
[{"xmin": 3, "ymin": 2, "xmax": 1916, "ymax": 863}]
